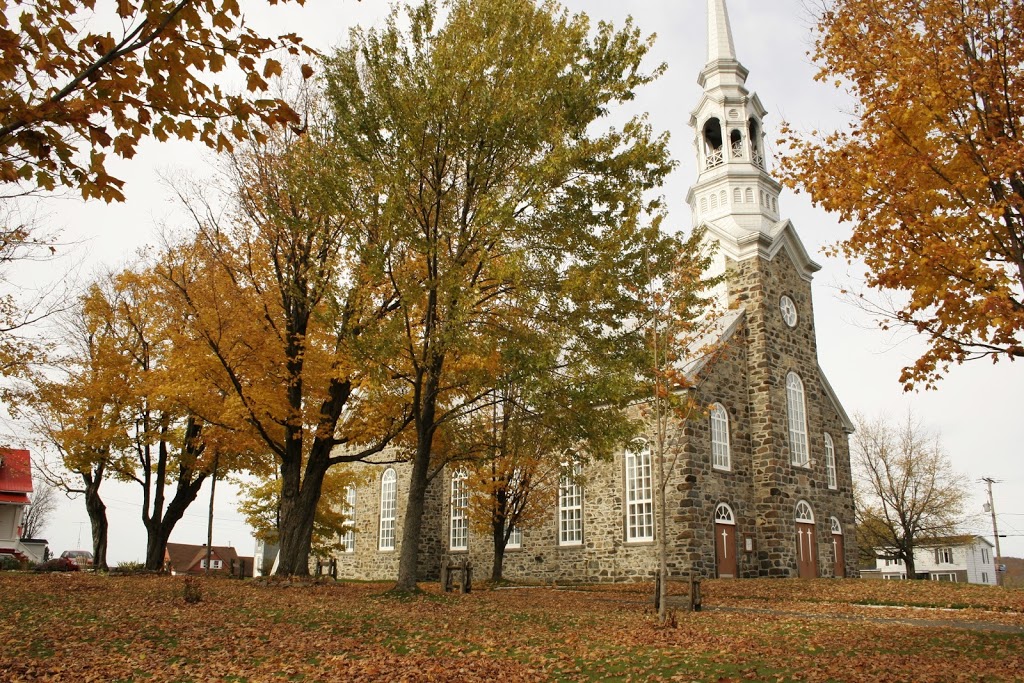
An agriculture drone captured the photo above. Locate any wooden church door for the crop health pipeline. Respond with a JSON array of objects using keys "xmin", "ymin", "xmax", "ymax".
[
  {"xmin": 831, "ymin": 517, "xmax": 845, "ymax": 578},
  {"xmin": 714, "ymin": 504, "xmax": 737, "ymax": 578},
  {"xmin": 795, "ymin": 501, "xmax": 817, "ymax": 579}
]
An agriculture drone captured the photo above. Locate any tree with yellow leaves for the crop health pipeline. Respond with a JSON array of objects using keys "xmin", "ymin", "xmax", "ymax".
[
  {"xmin": 158, "ymin": 101, "xmax": 410, "ymax": 576},
  {"xmin": 781, "ymin": 0, "xmax": 1024, "ymax": 389}
]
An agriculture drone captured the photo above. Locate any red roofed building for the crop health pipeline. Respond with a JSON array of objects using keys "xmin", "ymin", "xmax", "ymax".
[
  {"xmin": 164, "ymin": 542, "xmax": 253, "ymax": 577},
  {"xmin": 0, "ymin": 448, "xmax": 34, "ymax": 561}
]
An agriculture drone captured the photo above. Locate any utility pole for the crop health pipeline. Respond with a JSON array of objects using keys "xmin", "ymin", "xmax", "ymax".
[{"xmin": 982, "ymin": 477, "xmax": 1002, "ymax": 587}]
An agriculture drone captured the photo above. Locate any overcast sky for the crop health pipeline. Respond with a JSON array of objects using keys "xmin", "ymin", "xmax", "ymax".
[{"xmin": 14, "ymin": 0, "xmax": 1022, "ymax": 564}]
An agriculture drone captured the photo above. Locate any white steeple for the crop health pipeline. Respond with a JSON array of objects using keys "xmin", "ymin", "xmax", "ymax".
[
  {"xmin": 706, "ymin": 0, "xmax": 737, "ymax": 64},
  {"xmin": 687, "ymin": 0, "xmax": 787, "ymax": 265}
]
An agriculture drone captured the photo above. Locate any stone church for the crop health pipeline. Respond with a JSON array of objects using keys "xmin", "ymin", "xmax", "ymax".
[{"xmin": 331, "ymin": 0, "xmax": 857, "ymax": 583}]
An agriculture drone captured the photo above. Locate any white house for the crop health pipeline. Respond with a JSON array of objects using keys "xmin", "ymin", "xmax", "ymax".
[{"xmin": 868, "ymin": 536, "xmax": 997, "ymax": 585}]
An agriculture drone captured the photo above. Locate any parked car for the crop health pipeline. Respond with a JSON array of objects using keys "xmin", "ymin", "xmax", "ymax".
[{"xmin": 59, "ymin": 550, "xmax": 94, "ymax": 568}]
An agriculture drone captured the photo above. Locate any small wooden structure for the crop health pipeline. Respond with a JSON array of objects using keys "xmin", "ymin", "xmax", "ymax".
[
  {"xmin": 314, "ymin": 558, "xmax": 338, "ymax": 580},
  {"xmin": 440, "ymin": 557, "xmax": 472, "ymax": 593},
  {"xmin": 654, "ymin": 571, "xmax": 702, "ymax": 612}
]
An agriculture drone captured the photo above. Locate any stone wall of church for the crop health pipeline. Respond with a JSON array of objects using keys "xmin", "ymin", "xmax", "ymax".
[
  {"xmin": 331, "ymin": 460, "xmax": 445, "ymax": 582},
  {"xmin": 726, "ymin": 247, "xmax": 858, "ymax": 578}
]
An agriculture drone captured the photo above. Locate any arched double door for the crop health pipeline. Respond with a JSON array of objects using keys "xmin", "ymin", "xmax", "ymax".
[{"xmin": 714, "ymin": 503, "xmax": 737, "ymax": 578}]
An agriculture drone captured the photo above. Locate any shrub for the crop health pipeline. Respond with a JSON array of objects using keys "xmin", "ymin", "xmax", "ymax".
[
  {"xmin": 0, "ymin": 555, "xmax": 20, "ymax": 570},
  {"xmin": 183, "ymin": 576, "xmax": 202, "ymax": 604},
  {"xmin": 116, "ymin": 561, "xmax": 145, "ymax": 573},
  {"xmin": 35, "ymin": 557, "xmax": 80, "ymax": 572}
]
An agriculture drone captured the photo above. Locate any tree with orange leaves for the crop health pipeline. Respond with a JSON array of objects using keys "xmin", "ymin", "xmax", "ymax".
[
  {"xmin": 780, "ymin": 0, "xmax": 1024, "ymax": 389},
  {"xmin": 0, "ymin": 0, "xmax": 313, "ymax": 203},
  {"xmin": 158, "ymin": 103, "xmax": 410, "ymax": 576}
]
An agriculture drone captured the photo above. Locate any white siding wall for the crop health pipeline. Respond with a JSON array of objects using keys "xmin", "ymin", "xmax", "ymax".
[
  {"xmin": 964, "ymin": 539, "xmax": 997, "ymax": 585},
  {"xmin": 0, "ymin": 505, "xmax": 22, "ymax": 544}
]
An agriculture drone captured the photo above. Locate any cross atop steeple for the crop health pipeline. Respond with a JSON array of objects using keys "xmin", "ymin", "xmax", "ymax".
[{"xmin": 706, "ymin": 0, "xmax": 737, "ymax": 64}]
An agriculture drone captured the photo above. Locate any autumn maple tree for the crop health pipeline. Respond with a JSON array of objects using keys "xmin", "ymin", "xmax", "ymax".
[
  {"xmin": 852, "ymin": 412, "xmax": 967, "ymax": 579},
  {"xmin": 324, "ymin": 0, "xmax": 678, "ymax": 592},
  {"xmin": 0, "ymin": 0, "xmax": 313, "ymax": 203},
  {"xmin": 15, "ymin": 278, "xmax": 136, "ymax": 570},
  {"xmin": 780, "ymin": 0, "xmax": 1024, "ymax": 389},
  {"xmin": 158, "ymin": 107, "xmax": 410, "ymax": 576}
]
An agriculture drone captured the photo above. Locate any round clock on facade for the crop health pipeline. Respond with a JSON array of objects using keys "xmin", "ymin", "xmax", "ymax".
[{"xmin": 779, "ymin": 295, "xmax": 798, "ymax": 327}]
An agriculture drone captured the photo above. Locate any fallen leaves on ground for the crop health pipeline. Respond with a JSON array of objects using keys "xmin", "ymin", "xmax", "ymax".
[{"xmin": 0, "ymin": 574, "xmax": 1021, "ymax": 682}]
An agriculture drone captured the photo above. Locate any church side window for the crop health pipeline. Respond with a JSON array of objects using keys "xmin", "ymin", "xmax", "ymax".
[
  {"xmin": 450, "ymin": 470, "xmax": 468, "ymax": 551},
  {"xmin": 625, "ymin": 441, "xmax": 654, "ymax": 541},
  {"xmin": 559, "ymin": 464, "xmax": 583, "ymax": 546},
  {"xmin": 786, "ymin": 372, "xmax": 810, "ymax": 467},
  {"xmin": 379, "ymin": 468, "xmax": 397, "ymax": 551},
  {"xmin": 824, "ymin": 433, "xmax": 837, "ymax": 489},
  {"xmin": 506, "ymin": 526, "xmax": 522, "ymax": 549},
  {"xmin": 734, "ymin": 188, "xmax": 742, "ymax": 204},
  {"xmin": 745, "ymin": 187, "xmax": 754, "ymax": 203},
  {"xmin": 710, "ymin": 403, "xmax": 731, "ymax": 471},
  {"xmin": 342, "ymin": 484, "xmax": 356, "ymax": 553}
]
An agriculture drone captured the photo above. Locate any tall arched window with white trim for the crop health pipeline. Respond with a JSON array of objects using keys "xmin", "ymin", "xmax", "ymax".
[
  {"xmin": 625, "ymin": 441, "xmax": 654, "ymax": 541},
  {"xmin": 786, "ymin": 372, "xmax": 809, "ymax": 467},
  {"xmin": 379, "ymin": 468, "xmax": 397, "ymax": 551},
  {"xmin": 342, "ymin": 484, "xmax": 356, "ymax": 553},
  {"xmin": 824, "ymin": 433, "xmax": 837, "ymax": 489},
  {"xmin": 450, "ymin": 470, "xmax": 468, "ymax": 551},
  {"xmin": 559, "ymin": 463, "xmax": 583, "ymax": 546},
  {"xmin": 710, "ymin": 403, "xmax": 731, "ymax": 471}
]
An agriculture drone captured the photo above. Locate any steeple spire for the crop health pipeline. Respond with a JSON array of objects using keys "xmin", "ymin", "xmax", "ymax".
[
  {"xmin": 706, "ymin": 0, "xmax": 737, "ymax": 64},
  {"xmin": 687, "ymin": 0, "xmax": 788, "ymax": 266}
]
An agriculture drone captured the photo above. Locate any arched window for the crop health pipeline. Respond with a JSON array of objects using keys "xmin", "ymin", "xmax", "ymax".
[
  {"xmin": 715, "ymin": 503, "xmax": 736, "ymax": 525},
  {"xmin": 733, "ymin": 188, "xmax": 742, "ymax": 203},
  {"xmin": 704, "ymin": 118, "xmax": 724, "ymax": 168},
  {"xmin": 719, "ymin": 189, "xmax": 727, "ymax": 206},
  {"xmin": 795, "ymin": 500, "xmax": 815, "ymax": 524},
  {"xmin": 450, "ymin": 470, "xmax": 468, "ymax": 551},
  {"xmin": 786, "ymin": 372, "xmax": 810, "ymax": 467},
  {"xmin": 745, "ymin": 187, "xmax": 754, "ymax": 203},
  {"xmin": 730, "ymin": 129, "xmax": 744, "ymax": 158},
  {"xmin": 748, "ymin": 119, "xmax": 764, "ymax": 167},
  {"xmin": 625, "ymin": 441, "xmax": 654, "ymax": 541},
  {"xmin": 559, "ymin": 462, "xmax": 583, "ymax": 545},
  {"xmin": 342, "ymin": 484, "xmax": 356, "ymax": 553},
  {"xmin": 710, "ymin": 403, "xmax": 731, "ymax": 471},
  {"xmin": 830, "ymin": 517, "xmax": 842, "ymax": 535},
  {"xmin": 771, "ymin": 196, "xmax": 777, "ymax": 212},
  {"xmin": 824, "ymin": 433, "xmax": 837, "ymax": 489},
  {"xmin": 379, "ymin": 469, "xmax": 397, "ymax": 551},
  {"xmin": 710, "ymin": 193, "xmax": 719, "ymax": 210},
  {"xmin": 700, "ymin": 196, "xmax": 708, "ymax": 213}
]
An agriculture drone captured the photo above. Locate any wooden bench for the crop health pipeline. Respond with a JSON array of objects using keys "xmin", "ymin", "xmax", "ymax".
[
  {"xmin": 654, "ymin": 571, "xmax": 702, "ymax": 612},
  {"xmin": 440, "ymin": 557, "xmax": 472, "ymax": 593}
]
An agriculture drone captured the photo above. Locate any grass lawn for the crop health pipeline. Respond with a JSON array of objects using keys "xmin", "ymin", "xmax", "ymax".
[{"xmin": 1, "ymin": 573, "xmax": 1022, "ymax": 682}]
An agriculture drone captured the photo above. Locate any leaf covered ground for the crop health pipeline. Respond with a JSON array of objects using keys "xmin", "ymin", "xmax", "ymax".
[{"xmin": 1, "ymin": 573, "xmax": 1021, "ymax": 682}]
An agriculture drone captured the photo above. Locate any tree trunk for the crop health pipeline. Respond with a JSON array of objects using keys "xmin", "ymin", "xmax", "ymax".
[
  {"xmin": 904, "ymin": 547, "xmax": 918, "ymax": 579},
  {"xmin": 395, "ymin": 359, "xmax": 443, "ymax": 593},
  {"xmin": 83, "ymin": 478, "xmax": 108, "ymax": 571},
  {"xmin": 395, "ymin": 432, "xmax": 432, "ymax": 591},
  {"xmin": 491, "ymin": 520, "xmax": 506, "ymax": 583},
  {"xmin": 143, "ymin": 471, "xmax": 207, "ymax": 571},
  {"xmin": 275, "ymin": 451, "xmax": 330, "ymax": 576}
]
